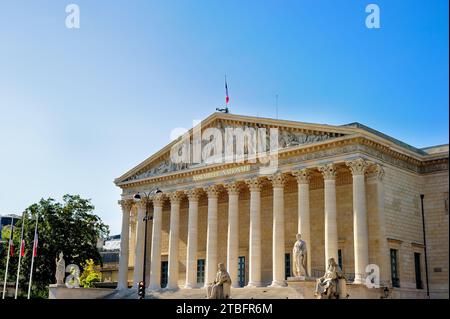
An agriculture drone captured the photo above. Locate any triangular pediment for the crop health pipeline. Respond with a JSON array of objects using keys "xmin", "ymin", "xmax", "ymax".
[{"xmin": 115, "ymin": 113, "xmax": 361, "ymax": 185}]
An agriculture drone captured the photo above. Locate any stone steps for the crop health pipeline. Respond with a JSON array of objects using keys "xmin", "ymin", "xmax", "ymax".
[{"xmin": 109, "ymin": 286, "xmax": 304, "ymax": 299}]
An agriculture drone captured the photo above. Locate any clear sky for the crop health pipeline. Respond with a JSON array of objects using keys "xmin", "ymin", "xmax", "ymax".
[{"xmin": 0, "ymin": 0, "xmax": 448, "ymax": 234}]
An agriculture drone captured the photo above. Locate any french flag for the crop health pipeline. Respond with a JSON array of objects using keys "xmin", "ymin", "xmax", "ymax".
[
  {"xmin": 9, "ymin": 238, "xmax": 14, "ymax": 257},
  {"xmin": 225, "ymin": 75, "xmax": 229, "ymax": 105},
  {"xmin": 32, "ymin": 232, "xmax": 38, "ymax": 257},
  {"xmin": 20, "ymin": 239, "xmax": 25, "ymax": 257}
]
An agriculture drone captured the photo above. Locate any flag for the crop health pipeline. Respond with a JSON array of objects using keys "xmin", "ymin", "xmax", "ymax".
[
  {"xmin": 32, "ymin": 231, "xmax": 38, "ymax": 257},
  {"xmin": 20, "ymin": 239, "xmax": 25, "ymax": 257},
  {"xmin": 9, "ymin": 239, "xmax": 14, "ymax": 257},
  {"xmin": 225, "ymin": 75, "xmax": 229, "ymax": 104}
]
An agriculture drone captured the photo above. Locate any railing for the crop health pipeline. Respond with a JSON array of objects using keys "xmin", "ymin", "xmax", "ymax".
[
  {"xmin": 310, "ymin": 268, "xmax": 355, "ymax": 283},
  {"xmin": 310, "ymin": 268, "xmax": 325, "ymax": 278}
]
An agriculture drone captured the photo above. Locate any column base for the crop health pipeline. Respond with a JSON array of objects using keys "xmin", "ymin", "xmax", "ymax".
[
  {"xmin": 115, "ymin": 284, "xmax": 127, "ymax": 291},
  {"xmin": 184, "ymin": 283, "xmax": 197, "ymax": 289},
  {"xmin": 352, "ymin": 278, "xmax": 365, "ymax": 285},
  {"xmin": 165, "ymin": 285, "xmax": 179, "ymax": 291},
  {"xmin": 269, "ymin": 280, "xmax": 287, "ymax": 288},
  {"xmin": 131, "ymin": 283, "xmax": 139, "ymax": 289},
  {"xmin": 147, "ymin": 284, "xmax": 161, "ymax": 291},
  {"xmin": 245, "ymin": 282, "xmax": 263, "ymax": 288}
]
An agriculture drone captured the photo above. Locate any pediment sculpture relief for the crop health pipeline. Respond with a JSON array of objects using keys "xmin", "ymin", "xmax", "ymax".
[{"xmin": 124, "ymin": 123, "xmax": 337, "ymax": 182}]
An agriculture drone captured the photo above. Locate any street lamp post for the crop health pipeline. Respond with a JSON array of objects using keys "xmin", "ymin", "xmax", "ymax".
[{"xmin": 134, "ymin": 188, "xmax": 162, "ymax": 299}]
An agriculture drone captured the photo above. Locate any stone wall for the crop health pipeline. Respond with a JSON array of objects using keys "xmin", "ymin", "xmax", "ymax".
[
  {"xmin": 383, "ymin": 164, "xmax": 449, "ymax": 297},
  {"xmin": 422, "ymin": 171, "xmax": 449, "ymax": 298}
]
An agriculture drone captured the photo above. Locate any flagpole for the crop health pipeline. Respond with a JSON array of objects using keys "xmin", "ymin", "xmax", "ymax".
[
  {"xmin": 27, "ymin": 215, "xmax": 38, "ymax": 299},
  {"xmin": 2, "ymin": 217, "xmax": 14, "ymax": 299},
  {"xmin": 14, "ymin": 212, "xmax": 26, "ymax": 299}
]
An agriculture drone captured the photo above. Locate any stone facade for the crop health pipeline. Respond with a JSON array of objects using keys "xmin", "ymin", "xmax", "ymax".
[{"xmin": 114, "ymin": 113, "xmax": 449, "ymax": 298}]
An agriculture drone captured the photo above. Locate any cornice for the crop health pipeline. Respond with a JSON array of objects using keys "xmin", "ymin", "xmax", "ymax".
[{"xmin": 116, "ymin": 134, "xmax": 448, "ymax": 189}]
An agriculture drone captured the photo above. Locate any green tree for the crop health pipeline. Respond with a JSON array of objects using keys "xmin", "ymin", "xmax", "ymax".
[
  {"xmin": 9, "ymin": 195, "xmax": 109, "ymax": 298},
  {"xmin": 79, "ymin": 258, "xmax": 102, "ymax": 288}
]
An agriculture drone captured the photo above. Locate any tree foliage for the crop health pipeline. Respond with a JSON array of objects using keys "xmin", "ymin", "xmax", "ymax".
[
  {"xmin": 1, "ymin": 195, "xmax": 109, "ymax": 298},
  {"xmin": 79, "ymin": 259, "xmax": 102, "ymax": 288}
]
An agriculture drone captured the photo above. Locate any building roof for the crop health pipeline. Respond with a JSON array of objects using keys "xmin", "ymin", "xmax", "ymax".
[
  {"xmin": 0, "ymin": 214, "xmax": 21, "ymax": 219},
  {"xmin": 102, "ymin": 238, "xmax": 121, "ymax": 251},
  {"xmin": 341, "ymin": 122, "xmax": 429, "ymax": 155}
]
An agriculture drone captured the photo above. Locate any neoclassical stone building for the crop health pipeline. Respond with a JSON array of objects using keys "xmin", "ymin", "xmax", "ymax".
[{"xmin": 114, "ymin": 113, "xmax": 449, "ymax": 298}]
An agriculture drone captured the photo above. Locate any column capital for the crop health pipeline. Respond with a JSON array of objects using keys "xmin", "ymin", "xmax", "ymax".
[
  {"xmin": 118, "ymin": 199, "xmax": 133, "ymax": 212},
  {"xmin": 318, "ymin": 163, "xmax": 337, "ymax": 180},
  {"xmin": 151, "ymin": 193, "xmax": 165, "ymax": 207},
  {"xmin": 205, "ymin": 185, "xmax": 221, "ymax": 198},
  {"xmin": 245, "ymin": 177, "xmax": 263, "ymax": 192},
  {"xmin": 135, "ymin": 197, "xmax": 149, "ymax": 211},
  {"xmin": 346, "ymin": 158, "xmax": 369, "ymax": 176},
  {"xmin": 292, "ymin": 168, "xmax": 311, "ymax": 184},
  {"xmin": 373, "ymin": 163, "xmax": 385, "ymax": 181},
  {"xmin": 185, "ymin": 188, "xmax": 202, "ymax": 202},
  {"xmin": 225, "ymin": 181, "xmax": 241, "ymax": 195},
  {"xmin": 268, "ymin": 172, "xmax": 287, "ymax": 188},
  {"xmin": 169, "ymin": 191, "xmax": 184, "ymax": 204}
]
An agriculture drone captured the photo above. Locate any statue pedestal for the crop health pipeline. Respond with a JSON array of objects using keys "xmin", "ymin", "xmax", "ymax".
[
  {"xmin": 48, "ymin": 285, "xmax": 115, "ymax": 299},
  {"xmin": 285, "ymin": 277, "xmax": 317, "ymax": 299},
  {"xmin": 49, "ymin": 284, "xmax": 66, "ymax": 288}
]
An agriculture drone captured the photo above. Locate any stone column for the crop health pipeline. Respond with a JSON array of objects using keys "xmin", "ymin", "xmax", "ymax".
[
  {"xmin": 129, "ymin": 215, "xmax": 136, "ymax": 267},
  {"xmin": 373, "ymin": 164, "xmax": 390, "ymax": 286},
  {"xmin": 269, "ymin": 173, "xmax": 287, "ymax": 287},
  {"xmin": 245, "ymin": 177, "xmax": 263, "ymax": 287},
  {"xmin": 117, "ymin": 199, "xmax": 132, "ymax": 290},
  {"xmin": 225, "ymin": 182, "xmax": 240, "ymax": 288},
  {"xmin": 185, "ymin": 189, "xmax": 201, "ymax": 288},
  {"xmin": 346, "ymin": 158, "xmax": 370, "ymax": 284},
  {"xmin": 319, "ymin": 164, "xmax": 338, "ymax": 266},
  {"xmin": 204, "ymin": 185, "xmax": 220, "ymax": 286},
  {"xmin": 133, "ymin": 198, "xmax": 148, "ymax": 288},
  {"xmin": 292, "ymin": 169, "xmax": 312, "ymax": 276},
  {"xmin": 167, "ymin": 192, "xmax": 183, "ymax": 290},
  {"xmin": 148, "ymin": 193, "xmax": 165, "ymax": 290}
]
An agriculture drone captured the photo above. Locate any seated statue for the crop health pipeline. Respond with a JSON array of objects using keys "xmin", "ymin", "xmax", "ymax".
[
  {"xmin": 315, "ymin": 257, "xmax": 348, "ymax": 299},
  {"xmin": 206, "ymin": 263, "xmax": 232, "ymax": 299}
]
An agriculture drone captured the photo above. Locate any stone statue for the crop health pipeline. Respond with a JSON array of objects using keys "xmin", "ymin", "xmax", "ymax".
[
  {"xmin": 314, "ymin": 257, "xmax": 348, "ymax": 299},
  {"xmin": 55, "ymin": 252, "xmax": 66, "ymax": 285},
  {"xmin": 206, "ymin": 263, "xmax": 232, "ymax": 299},
  {"xmin": 293, "ymin": 233, "xmax": 309, "ymax": 277}
]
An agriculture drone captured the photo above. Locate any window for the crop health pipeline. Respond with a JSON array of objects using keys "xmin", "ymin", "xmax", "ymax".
[
  {"xmin": 197, "ymin": 259, "xmax": 205, "ymax": 284},
  {"xmin": 445, "ymin": 192, "xmax": 449, "ymax": 215},
  {"xmin": 414, "ymin": 253, "xmax": 423, "ymax": 289},
  {"xmin": 338, "ymin": 249, "xmax": 343, "ymax": 270},
  {"xmin": 160, "ymin": 261, "xmax": 168, "ymax": 288},
  {"xmin": 285, "ymin": 253, "xmax": 291, "ymax": 279},
  {"xmin": 238, "ymin": 256, "xmax": 245, "ymax": 287},
  {"xmin": 390, "ymin": 249, "xmax": 400, "ymax": 287}
]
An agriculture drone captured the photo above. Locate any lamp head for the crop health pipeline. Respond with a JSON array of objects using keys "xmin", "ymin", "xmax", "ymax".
[{"xmin": 133, "ymin": 193, "xmax": 142, "ymax": 201}]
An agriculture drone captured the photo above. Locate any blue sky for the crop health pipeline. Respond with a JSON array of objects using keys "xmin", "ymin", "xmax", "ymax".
[{"xmin": 0, "ymin": 0, "xmax": 448, "ymax": 234}]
